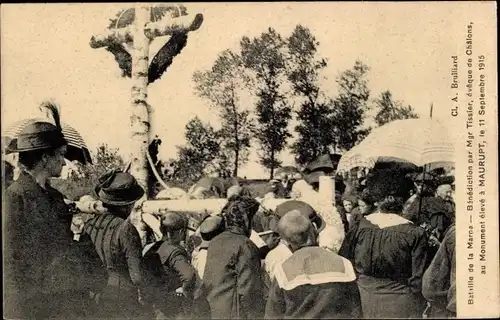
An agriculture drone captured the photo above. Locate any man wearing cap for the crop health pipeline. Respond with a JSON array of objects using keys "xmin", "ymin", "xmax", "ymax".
[
  {"xmin": 142, "ymin": 211, "xmax": 197, "ymax": 319},
  {"xmin": 203, "ymin": 196, "xmax": 265, "ymax": 319},
  {"xmin": 265, "ymin": 211, "xmax": 362, "ymax": 319},
  {"xmin": 190, "ymin": 215, "xmax": 226, "ymax": 319},
  {"xmin": 3, "ymin": 109, "xmax": 98, "ymax": 318},
  {"xmin": 83, "ymin": 169, "xmax": 148, "ymax": 319},
  {"xmin": 192, "ymin": 215, "xmax": 225, "ymax": 279}
]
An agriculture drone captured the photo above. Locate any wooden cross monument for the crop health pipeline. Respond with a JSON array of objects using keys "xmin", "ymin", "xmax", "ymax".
[{"xmin": 90, "ymin": 4, "xmax": 203, "ymax": 198}]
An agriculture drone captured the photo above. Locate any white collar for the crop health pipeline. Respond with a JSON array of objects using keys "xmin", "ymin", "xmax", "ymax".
[{"xmin": 365, "ymin": 212, "xmax": 412, "ymax": 228}]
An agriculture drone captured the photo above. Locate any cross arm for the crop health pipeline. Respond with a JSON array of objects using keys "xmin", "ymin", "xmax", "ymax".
[
  {"xmin": 90, "ymin": 27, "xmax": 134, "ymax": 49},
  {"xmin": 144, "ymin": 13, "xmax": 203, "ymax": 39}
]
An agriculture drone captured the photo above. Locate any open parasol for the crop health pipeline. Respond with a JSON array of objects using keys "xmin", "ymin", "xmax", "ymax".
[
  {"xmin": 336, "ymin": 118, "xmax": 455, "ymax": 173},
  {"xmin": 3, "ymin": 118, "xmax": 92, "ymax": 165}
]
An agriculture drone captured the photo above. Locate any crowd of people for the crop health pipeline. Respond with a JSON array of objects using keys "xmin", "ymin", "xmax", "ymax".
[{"xmin": 3, "ymin": 115, "xmax": 456, "ymax": 319}]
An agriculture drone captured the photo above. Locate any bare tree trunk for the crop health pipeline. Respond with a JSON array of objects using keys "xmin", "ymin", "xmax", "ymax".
[
  {"xmin": 270, "ymin": 149, "xmax": 275, "ymax": 180},
  {"xmin": 230, "ymin": 91, "xmax": 239, "ymax": 177},
  {"xmin": 129, "ymin": 4, "xmax": 151, "ymax": 245}
]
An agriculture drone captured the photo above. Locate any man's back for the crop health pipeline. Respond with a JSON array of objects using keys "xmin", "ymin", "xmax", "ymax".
[
  {"xmin": 84, "ymin": 214, "xmax": 144, "ymax": 288},
  {"xmin": 203, "ymin": 230, "xmax": 264, "ymax": 319},
  {"xmin": 266, "ymin": 246, "xmax": 362, "ymax": 319}
]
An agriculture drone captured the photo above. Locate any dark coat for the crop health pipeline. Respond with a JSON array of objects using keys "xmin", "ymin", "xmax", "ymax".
[
  {"xmin": 142, "ymin": 241, "xmax": 197, "ymax": 317},
  {"xmin": 84, "ymin": 213, "xmax": 146, "ymax": 318},
  {"xmin": 422, "ymin": 225, "xmax": 456, "ymax": 318},
  {"xmin": 339, "ymin": 213, "xmax": 429, "ymax": 319},
  {"xmin": 265, "ymin": 246, "xmax": 362, "ymax": 319},
  {"xmin": 203, "ymin": 228, "xmax": 265, "ymax": 319},
  {"xmin": 403, "ymin": 196, "xmax": 455, "ymax": 234},
  {"xmin": 3, "ymin": 172, "xmax": 86, "ymax": 318}
]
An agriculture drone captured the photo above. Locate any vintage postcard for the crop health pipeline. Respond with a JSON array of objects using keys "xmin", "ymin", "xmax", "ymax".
[{"xmin": 1, "ymin": 2, "xmax": 498, "ymax": 319}]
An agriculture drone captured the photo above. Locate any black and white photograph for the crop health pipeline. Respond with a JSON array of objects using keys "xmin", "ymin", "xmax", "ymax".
[{"xmin": 1, "ymin": 2, "xmax": 498, "ymax": 319}]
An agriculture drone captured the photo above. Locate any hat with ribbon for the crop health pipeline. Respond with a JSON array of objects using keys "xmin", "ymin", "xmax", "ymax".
[
  {"xmin": 274, "ymin": 200, "xmax": 325, "ymax": 233},
  {"xmin": 6, "ymin": 122, "xmax": 66, "ymax": 154},
  {"xmin": 94, "ymin": 169, "xmax": 145, "ymax": 206},
  {"xmin": 6, "ymin": 102, "xmax": 67, "ymax": 154}
]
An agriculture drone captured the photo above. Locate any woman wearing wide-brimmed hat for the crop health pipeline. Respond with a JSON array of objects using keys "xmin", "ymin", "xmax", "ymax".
[
  {"xmin": 3, "ymin": 104, "xmax": 100, "ymax": 319},
  {"xmin": 83, "ymin": 169, "xmax": 149, "ymax": 319},
  {"xmin": 339, "ymin": 169, "xmax": 429, "ymax": 319}
]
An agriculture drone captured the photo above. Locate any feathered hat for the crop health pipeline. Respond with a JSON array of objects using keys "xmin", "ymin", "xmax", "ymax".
[{"xmin": 6, "ymin": 102, "xmax": 66, "ymax": 153}]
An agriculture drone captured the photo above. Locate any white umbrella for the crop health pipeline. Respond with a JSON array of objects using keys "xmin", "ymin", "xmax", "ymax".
[
  {"xmin": 337, "ymin": 141, "xmax": 376, "ymax": 173},
  {"xmin": 337, "ymin": 119, "xmax": 455, "ymax": 173}
]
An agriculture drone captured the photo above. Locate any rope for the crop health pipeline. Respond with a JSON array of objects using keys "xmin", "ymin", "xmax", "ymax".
[{"xmin": 147, "ymin": 150, "xmax": 169, "ymax": 191}]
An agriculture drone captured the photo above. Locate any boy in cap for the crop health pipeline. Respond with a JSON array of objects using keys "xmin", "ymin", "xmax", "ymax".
[
  {"xmin": 192, "ymin": 215, "xmax": 225, "ymax": 279},
  {"xmin": 265, "ymin": 211, "xmax": 362, "ymax": 319},
  {"xmin": 142, "ymin": 211, "xmax": 197, "ymax": 319},
  {"xmin": 190, "ymin": 215, "xmax": 225, "ymax": 319}
]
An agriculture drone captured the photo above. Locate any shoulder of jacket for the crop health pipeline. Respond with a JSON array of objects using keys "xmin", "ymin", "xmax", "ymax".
[
  {"xmin": 5, "ymin": 178, "xmax": 29, "ymax": 197},
  {"xmin": 276, "ymin": 248, "xmax": 356, "ymax": 291}
]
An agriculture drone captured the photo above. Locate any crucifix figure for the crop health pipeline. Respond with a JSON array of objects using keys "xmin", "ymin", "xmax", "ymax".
[
  {"xmin": 90, "ymin": 4, "xmax": 203, "ymax": 244},
  {"xmin": 90, "ymin": 4, "xmax": 203, "ymax": 196}
]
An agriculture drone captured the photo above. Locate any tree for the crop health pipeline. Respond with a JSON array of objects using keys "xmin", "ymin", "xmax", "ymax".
[
  {"xmin": 193, "ymin": 50, "xmax": 253, "ymax": 177},
  {"xmin": 286, "ymin": 25, "xmax": 334, "ymax": 166},
  {"xmin": 373, "ymin": 90, "xmax": 419, "ymax": 126},
  {"xmin": 331, "ymin": 60, "xmax": 371, "ymax": 151},
  {"xmin": 170, "ymin": 117, "xmax": 221, "ymax": 186},
  {"xmin": 241, "ymin": 28, "xmax": 292, "ymax": 178}
]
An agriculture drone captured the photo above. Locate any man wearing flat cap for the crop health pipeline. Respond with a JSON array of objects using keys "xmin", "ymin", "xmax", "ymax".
[
  {"xmin": 190, "ymin": 215, "xmax": 226, "ymax": 319},
  {"xmin": 192, "ymin": 215, "xmax": 225, "ymax": 280},
  {"xmin": 83, "ymin": 169, "xmax": 148, "ymax": 319},
  {"xmin": 265, "ymin": 211, "xmax": 362, "ymax": 319}
]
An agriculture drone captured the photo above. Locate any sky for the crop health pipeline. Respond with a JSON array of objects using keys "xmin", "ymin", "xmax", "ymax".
[{"xmin": 1, "ymin": 2, "xmax": 495, "ymax": 178}]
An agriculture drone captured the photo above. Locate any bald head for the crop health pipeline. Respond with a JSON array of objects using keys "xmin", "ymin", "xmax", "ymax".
[{"xmin": 277, "ymin": 210, "xmax": 318, "ymax": 252}]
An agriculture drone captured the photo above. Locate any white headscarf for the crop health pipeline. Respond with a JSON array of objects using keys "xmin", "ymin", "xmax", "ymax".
[{"xmin": 289, "ymin": 179, "xmax": 345, "ymax": 252}]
